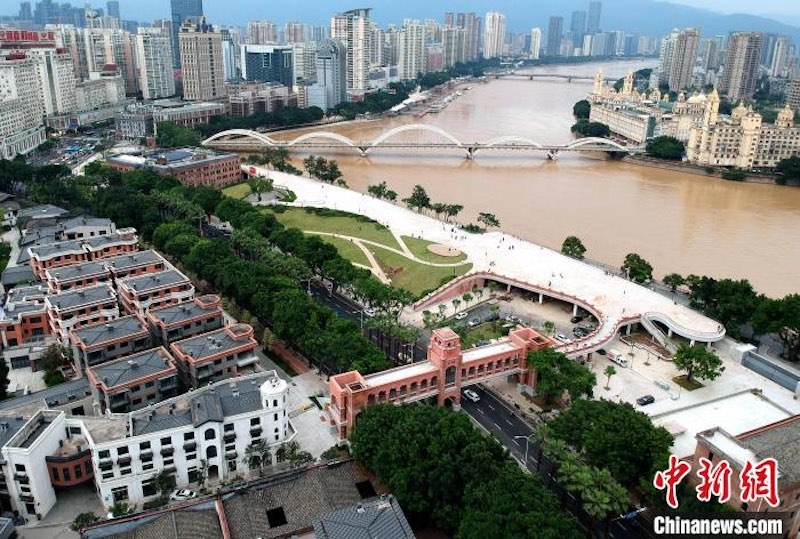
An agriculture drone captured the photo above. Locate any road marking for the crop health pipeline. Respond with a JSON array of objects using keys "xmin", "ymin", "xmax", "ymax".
[
  {"xmin": 477, "ymin": 408, "xmax": 485, "ymax": 415},
  {"xmin": 493, "ymin": 422, "xmax": 501, "ymax": 429},
  {"xmin": 487, "ymin": 404, "xmax": 495, "ymax": 410},
  {"xmin": 505, "ymin": 419, "xmax": 514, "ymax": 426},
  {"xmin": 512, "ymin": 439, "xmax": 520, "ymax": 445}
]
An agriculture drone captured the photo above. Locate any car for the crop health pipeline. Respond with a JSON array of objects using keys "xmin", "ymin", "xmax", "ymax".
[
  {"xmin": 555, "ymin": 333, "xmax": 570, "ymax": 343},
  {"xmin": 454, "ymin": 311, "xmax": 468, "ymax": 320},
  {"xmin": 636, "ymin": 395, "xmax": 655, "ymax": 406},
  {"xmin": 596, "ymin": 348, "xmax": 607, "ymax": 355},
  {"xmin": 170, "ymin": 489, "xmax": 198, "ymax": 501},
  {"xmin": 475, "ymin": 339, "xmax": 490, "ymax": 347},
  {"xmin": 570, "ymin": 315, "xmax": 585, "ymax": 324},
  {"xmin": 484, "ymin": 312, "xmax": 500, "ymax": 322},
  {"xmin": 573, "ymin": 327, "xmax": 588, "ymax": 337},
  {"xmin": 363, "ymin": 307, "xmax": 376, "ymax": 317},
  {"xmin": 463, "ymin": 389, "xmax": 480, "ymax": 402},
  {"xmin": 467, "ymin": 318, "xmax": 481, "ymax": 328}
]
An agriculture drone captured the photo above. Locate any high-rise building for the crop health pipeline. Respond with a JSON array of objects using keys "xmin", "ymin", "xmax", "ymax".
[
  {"xmin": 170, "ymin": 0, "xmax": 203, "ymax": 68},
  {"xmin": 284, "ymin": 22, "xmax": 312, "ymax": 44},
  {"xmin": 529, "ymin": 27, "xmax": 542, "ymax": 59},
  {"xmin": 769, "ymin": 36, "xmax": 790, "ymax": 78},
  {"xmin": 106, "ymin": 1, "xmax": 120, "ymax": 19},
  {"xmin": 331, "ymin": 8, "xmax": 371, "ymax": 97},
  {"xmin": 240, "ymin": 44, "xmax": 294, "ymax": 86},
  {"xmin": 587, "ymin": 1, "xmax": 602, "ymax": 34},
  {"xmin": 19, "ymin": 2, "xmax": 33, "ymax": 20},
  {"xmin": 667, "ymin": 27, "xmax": 699, "ymax": 91},
  {"xmin": 546, "ymin": 16, "xmax": 563, "ymax": 57},
  {"xmin": 569, "ymin": 11, "xmax": 587, "ymax": 42},
  {"xmin": 0, "ymin": 52, "xmax": 46, "ymax": 158},
  {"xmin": 219, "ymin": 27, "xmax": 239, "ymax": 81},
  {"xmin": 700, "ymin": 38, "xmax": 721, "ymax": 71},
  {"xmin": 398, "ymin": 19, "xmax": 426, "ymax": 80},
  {"xmin": 442, "ymin": 26, "xmax": 466, "ymax": 68},
  {"xmin": 307, "ymin": 38, "xmax": 347, "ymax": 110},
  {"xmin": 483, "ymin": 11, "xmax": 506, "ymax": 59},
  {"xmin": 719, "ymin": 32, "xmax": 763, "ymax": 102},
  {"xmin": 459, "ymin": 12, "xmax": 481, "ymax": 61},
  {"xmin": 787, "ymin": 78, "xmax": 800, "ymax": 112},
  {"xmin": 292, "ymin": 42, "xmax": 317, "ymax": 83},
  {"xmin": 178, "ymin": 16, "xmax": 226, "ymax": 101},
  {"xmin": 135, "ymin": 27, "xmax": 175, "ymax": 100},
  {"xmin": 247, "ymin": 20, "xmax": 277, "ymax": 44}
]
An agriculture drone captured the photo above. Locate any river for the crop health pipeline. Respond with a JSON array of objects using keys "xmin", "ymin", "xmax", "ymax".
[{"xmin": 270, "ymin": 60, "xmax": 800, "ymax": 298}]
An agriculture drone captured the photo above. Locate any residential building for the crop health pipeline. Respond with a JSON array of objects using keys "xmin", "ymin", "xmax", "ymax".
[
  {"xmin": 569, "ymin": 10, "xmax": 587, "ymax": 43},
  {"xmin": 105, "ymin": 148, "xmax": 242, "ymax": 188},
  {"xmin": 170, "ymin": 0, "xmax": 203, "ymax": 68},
  {"xmin": 151, "ymin": 101, "xmax": 225, "ymax": 128},
  {"xmin": 769, "ymin": 35, "xmax": 790, "ymax": 78},
  {"xmin": 116, "ymin": 269, "xmax": 195, "ymax": 316},
  {"xmin": 292, "ymin": 41, "xmax": 318, "ymax": 84},
  {"xmin": 75, "ymin": 66, "xmax": 126, "ymax": 111},
  {"xmin": 247, "ymin": 20, "xmax": 277, "ymax": 45},
  {"xmin": 546, "ymin": 16, "xmax": 564, "ymax": 57},
  {"xmin": 86, "ymin": 347, "xmax": 179, "ymax": 413},
  {"xmin": 587, "ymin": 1, "xmax": 603, "ymax": 34},
  {"xmin": 458, "ymin": 12, "xmax": 481, "ymax": 62},
  {"xmin": 307, "ymin": 38, "xmax": 347, "ymax": 111},
  {"xmin": 44, "ymin": 261, "xmax": 110, "ymax": 294},
  {"xmin": 146, "ymin": 294, "xmax": 224, "ymax": 345},
  {"xmin": 331, "ymin": 8, "xmax": 371, "ymax": 97},
  {"xmin": 590, "ymin": 102, "xmax": 656, "ymax": 143},
  {"xmin": 227, "ymin": 82, "xmax": 297, "ymax": 116},
  {"xmin": 441, "ymin": 26, "xmax": 466, "ymax": 68},
  {"xmin": 693, "ymin": 415, "xmax": 800, "ymax": 538},
  {"xmin": 169, "ymin": 323, "xmax": 259, "ymax": 387},
  {"xmin": 81, "ymin": 28, "xmax": 137, "ymax": 94},
  {"xmin": 55, "ymin": 216, "xmax": 115, "ymax": 241},
  {"xmin": 285, "ymin": 22, "xmax": 312, "ymax": 44},
  {"xmin": 426, "ymin": 44, "xmax": 444, "ymax": 73},
  {"xmin": 312, "ymin": 495, "xmax": 414, "ymax": 539},
  {"xmin": 220, "ymin": 27, "xmax": 239, "ymax": 81},
  {"xmin": 787, "ymin": 78, "xmax": 800, "ymax": 111},
  {"xmin": 0, "ymin": 52, "xmax": 46, "ymax": 159},
  {"xmin": 667, "ymin": 28, "xmax": 700, "ymax": 91},
  {"xmin": 398, "ymin": 20, "xmax": 426, "ymax": 81},
  {"xmin": 114, "ymin": 106, "xmax": 155, "ymax": 140},
  {"xmin": 719, "ymin": 32, "xmax": 763, "ymax": 102},
  {"xmin": 178, "ymin": 17, "xmax": 226, "ymax": 101},
  {"xmin": 0, "ymin": 285, "xmax": 51, "ymax": 364},
  {"xmin": 104, "ymin": 249, "xmax": 168, "ymax": 279},
  {"xmin": 529, "ymin": 28, "xmax": 542, "ymax": 59},
  {"xmin": 329, "ymin": 326, "xmax": 552, "ymax": 439},
  {"xmin": 69, "ymin": 314, "xmax": 153, "ymax": 373},
  {"xmin": 28, "ymin": 228, "xmax": 139, "ymax": 281},
  {"xmin": 240, "ymin": 44, "xmax": 294, "ymax": 86},
  {"xmin": 44, "ymin": 283, "xmax": 120, "ymax": 343},
  {"xmin": 135, "ymin": 27, "xmax": 175, "ymax": 100},
  {"xmin": 483, "ymin": 11, "xmax": 506, "ymax": 59}
]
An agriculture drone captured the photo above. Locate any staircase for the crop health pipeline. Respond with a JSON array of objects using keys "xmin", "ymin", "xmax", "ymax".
[{"xmin": 640, "ymin": 313, "xmax": 677, "ymax": 354}]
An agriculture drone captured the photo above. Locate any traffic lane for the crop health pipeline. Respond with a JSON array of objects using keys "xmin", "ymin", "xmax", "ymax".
[{"xmin": 460, "ymin": 386, "xmax": 534, "ymax": 462}]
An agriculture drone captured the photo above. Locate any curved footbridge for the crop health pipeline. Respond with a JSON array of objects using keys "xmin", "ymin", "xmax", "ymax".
[{"xmin": 247, "ymin": 166, "xmax": 725, "ymax": 354}]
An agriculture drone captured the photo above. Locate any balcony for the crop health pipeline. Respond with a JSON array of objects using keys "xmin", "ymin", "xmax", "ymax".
[
  {"xmin": 140, "ymin": 451, "xmax": 153, "ymax": 462},
  {"xmin": 160, "ymin": 446, "xmax": 174, "ymax": 457},
  {"xmin": 116, "ymin": 455, "xmax": 131, "ymax": 466},
  {"xmin": 19, "ymin": 494, "xmax": 34, "ymax": 503},
  {"xmin": 223, "ymin": 432, "xmax": 236, "ymax": 443},
  {"xmin": 249, "ymin": 426, "xmax": 262, "ymax": 437},
  {"xmin": 183, "ymin": 441, "xmax": 196, "ymax": 451},
  {"xmin": 225, "ymin": 450, "xmax": 237, "ymax": 460},
  {"xmin": 13, "ymin": 472, "xmax": 28, "ymax": 484}
]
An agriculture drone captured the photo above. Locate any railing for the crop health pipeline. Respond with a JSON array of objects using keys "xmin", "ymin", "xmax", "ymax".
[
  {"xmin": 643, "ymin": 311, "xmax": 726, "ymax": 342},
  {"xmin": 45, "ymin": 448, "xmax": 91, "ymax": 464},
  {"xmin": 639, "ymin": 314, "xmax": 677, "ymax": 354}
]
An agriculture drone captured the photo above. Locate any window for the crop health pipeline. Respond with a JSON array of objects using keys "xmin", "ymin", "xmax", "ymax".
[
  {"xmin": 51, "ymin": 469, "xmax": 59, "ymax": 481},
  {"xmin": 117, "ymin": 447, "xmax": 129, "ymax": 455},
  {"xmin": 227, "ymin": 459, "xmax": 237, "ymax": 472},
  {"xmin": 145, "ymin": 381, "xmax": 155, "ymax": 388},
  {"xmin": 160, "ymin": 436, "xmax": 172, "ymax": 446},
  {"xmin": 250, "ymin": 418, "xmax": 260, "ymax": 426},
  {"xmin": 204, "ymin": 428, "xmax": 216, "ymax": 440},
  {"xmin": 102, "ymin": 471, "xmax": 114, "ymax": 480},
  {"xmin": 85, "ymin": 461, "xmax": 92, "ymax": 475},
  {"xmin": 206, "ymin": 446, "xmax": 218, "ymax": 459},
  {"xmin": 274, "ymin": 413, "xmax": 278, "ymax": 421},
  {"xmin": 185, "ymin": 452, "xmax": 197, "ymax": 461},
  {"xmin": 163, "ymin": 457, "xmax": 174, "ymax": 466},
  {"xmin": 74, "ymin": 465, "xmax": 82, "ymax": 479},
  {"xmin": 224, "ymin": 423, "xmax": 234, "ymax": 432},
  {"xmin": 184, "ymin": 432, "xmax": 195, "ymax": 441},
  {"xmin": 142, "ymin": 479, "xmax": 157, "ymax": 497},
  {"xmin": 112, "ymin": 486, "xmax": 129, "ymax": 502},
  {"xmin": 119, "ymin": 467, "xmax": 131, "ymax": 476},
  {"xmin": 14, "ymin": 464, "xmax": 25, "ymax": 472},
  {"xmin": 63, "ymin": 468, "xmax": 70, "ymax": 481},
  {"xmin": 142, "ymin": 462, "xmax": 154, "ymax": 471},
  {"xmin": 139, "ymin": 441, "xmax": 151, "ymax": 451}
]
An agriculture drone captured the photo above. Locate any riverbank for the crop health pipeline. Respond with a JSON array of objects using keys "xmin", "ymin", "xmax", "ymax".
[{"xmin": 622, "ymin": 155, "xmax": 793, "ymax": 186}]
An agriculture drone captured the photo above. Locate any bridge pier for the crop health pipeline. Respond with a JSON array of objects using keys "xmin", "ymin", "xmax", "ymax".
[
  {"xmin": 358, "ymin": 146, "xmax": 368, "ymax": 157},
  {"xmin": 547, "ymin": 150, "xmax": 560, "ymax": 161},
  {"xmin": 466, "ymin": 147, "xmax": 476, "ymax": 160}
]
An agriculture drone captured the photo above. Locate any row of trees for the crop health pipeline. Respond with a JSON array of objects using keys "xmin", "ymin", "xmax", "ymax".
[
  {"xmin": 645, "ymin": 136, "xmax": 685, "ymax": 160},
  {"xmin": 395, "ymin": 183, "xmax": 500, "ymax": 230},
  {"xmin": 302, "ymin": 155, "xmax": 344, "ymax": 185},
  {"xmin": 334, "ymin": 81, "xmax": 416, "ymax": 120},
  {"xmin": 194, "ymin": 106, "xmax": 325, "ymax": 138},
  {"xmin": 570, "ymin": 119, "xmax": 611, "ymax": 137}
]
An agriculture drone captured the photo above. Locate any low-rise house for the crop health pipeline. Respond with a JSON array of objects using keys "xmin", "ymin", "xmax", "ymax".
[
  {"xmin": 44, "ymin": 261, "xmax": 110, "ymax": 294},
  {"xmin": 69, "ymin": 315, "xmax": 153, "ymax": 374},
  {"xmin": 103, "ymin": 250, "xmax": 167, "ymax": 280},
  {"xmin": 169, "ymin": 323, "xmax": 259, "ymax": 387},
  {"xmin": 28, "ymin": 228, "xmax": 138, "ymax": 281},
  {"xmin": 146, "ymin": 294, "xmax": 225, "ymax": 344},
  {"xmin": 86, "ymin": 347, "xmax": 179, "ymax": 414},
  {"xmin": 45, "ymin": 284, "xmax": 120, "ymax": 344},
  {"xmin": 116, "ymin": 269, "xmax": 195, "ymax": 316}
]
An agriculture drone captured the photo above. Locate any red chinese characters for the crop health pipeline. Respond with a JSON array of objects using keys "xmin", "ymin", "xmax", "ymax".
[
  {"xmin": 653, "ymin": 455, "xmax": 692, "ymax": 509},
  {"xmin": 695, "ymin": 457, "xmax": 732, "ymax": 503},
  {"xmin": 740, "ymin": 458, "xmax": 780, "ymax": 508}
]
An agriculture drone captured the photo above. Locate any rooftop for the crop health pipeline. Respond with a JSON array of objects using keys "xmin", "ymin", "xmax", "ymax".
[
  {"xmin": 738, "ymin": 415, "xmax": 800, "ymax": 484},
  {"xmin": 0, "ymin": 378, "xmax": 90, "ymax": 413},
  {"xmin": 59, "ymin": 215, "xmax": 114, "ymax": 231},
  {"xmin": 88, "ymin": 347, "xmax": 176, "ymax": 390},
  {"xmin": 363, "ymin": 361, "xmax": 437, "ymax": 388},
  {"xmin": 117, "ymin": 269, "xmax": 190, "ymax": 293},
  {"xmin": 71, "ymin": 315, "xmax": 149, "ymax": 348},
  {"xmin": 108, "ymin": 148, "xmax": 237, "ymax": 171},
  {"xmin": 28, "ymin": 238, "xmax": 85, "ymax": 260},
  {"xmin": 0, "ymin": 265, "xmax": 36, "ymax": 287},
  {"xmin": 104, "ymin": 249, "xmax": 165, "ymax": 271},
  {"xmin": 313, "ymin": 495, "xmax": 415, "ymax": 539},
  {"xmin": 148, "ymin": 295, "xmax": 222, "ymax": 326},
  {"xmin": 171, "ymin": 324, "xmax": 255, "ymax": 362},
  {"xmin": 46, "ymin": 260, "xmax": 107, "ymax": 282},
  {"xmin": 46, "ymin": 283, "xmax": 116, "ymax": 311},
  {"xmin": 17, "ymin": 204, "xmax": 68, "ymax": 220},
  {"xmin": 461, "ymin": 340, "xmax": 518, "ymax": 363}
]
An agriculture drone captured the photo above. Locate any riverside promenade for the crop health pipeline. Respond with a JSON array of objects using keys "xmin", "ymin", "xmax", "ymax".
[{"xmin": 247, "ymin": 166, "xmax": 725, "ymax": 355}]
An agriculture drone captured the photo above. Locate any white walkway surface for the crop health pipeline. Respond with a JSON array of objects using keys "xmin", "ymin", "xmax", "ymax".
[{"xmin": 252, "ymin": 166, "xmax": 725, "ymax": 353}]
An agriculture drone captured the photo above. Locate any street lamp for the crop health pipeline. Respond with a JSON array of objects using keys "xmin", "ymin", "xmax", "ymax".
[{"xmin": 514, "ymin": 433, "xmax": 534, "ymax": 466}]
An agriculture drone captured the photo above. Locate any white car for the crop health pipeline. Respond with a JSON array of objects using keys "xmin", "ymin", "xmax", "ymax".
[
  {"xmin": 363, "ymin": 307, "xmax": 377, "ymax": 317},
  {"xmin": 555, "ymin": 333, "xmax": 570, "ymax": 343},
  {"xmin": 454, "ymin": 311, "xmax": 468, "ymax": 320},
  {"xmin": 463, "ymin": 389, "xmax": 480, "ymax": 402},
  {"xmin": 169, "ymin": 489, "xmax": 198, "ymax": 502}
]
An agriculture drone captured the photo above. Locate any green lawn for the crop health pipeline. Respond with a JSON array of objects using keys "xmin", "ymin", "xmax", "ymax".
[
  {"xmin": 462, "ymin": 323, "xmax": 510, "ymax": 348},
  {"xmin": 369, "ymin": 244, "xmax": 472, "ymax": 296},
  {"xmin": 264, "ymin": 207, "xmax": 401, "ymax": 250},
  {"xmin": 401, "ymin": 235, "xmax": 468, "ymax": 264},
  {"xmin": 222, "ymin": 182, "xmax": 251, "ymax": 199},
  {"xmin": 310, "ymin": 234, "xmax": 370, "ymax": 267}
]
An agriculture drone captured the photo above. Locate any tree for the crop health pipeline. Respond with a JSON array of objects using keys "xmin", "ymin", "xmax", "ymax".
[
  {"xmin": 603, "ymin": 365, "xmax": 617, "ymax": 390},
  {"xmin": 686, "ymin": 276, "xmax": 760, "ymax": 338},
  {"xmin": 367, "ymin": 181, "xmax": 388, "ymax": 199},
  {"xmin": 431, "ymin": 202, "xmax": 448, "ymax": 219},
  {"xmin": 444, "ymin": 204, "xmax": 463, "ymax": 222},
  {"xmin": 477, "ymin": 212, "xmax": 500, "ymax": 230},
  {"xmin": 572, "ymin": 99, "xmax": 591, "ymax": 119},
  {"xmin": 154, "ymin": 469, "xmax": 177, "ymax": 498},
  {"xmin": 646, "ymin": 136, "xmax": 685, "ymax": 160},
  {"xmin": 402, "ymin": 184, "xmax": 431, "ymax": 212},
  {"xmin": 622, "ymin": 252, "xmax": 653, "ymax": 283},
  {"xmin": 247, "ymin": 176, "xmax": 273, "ymax": 201},
  {"xmin": 776, "ymin": 156, "xmax": 800, "ymax": 184},
  {"xmin": 452, "ymin": 298, "xmax": 462, "ymax": 314},
  {"xmin": 752, "ymin": 294, "xmax": 800, "ymax": 362},
  {"xmin": 156, "ymin": 122, "xmax": 202, "ymax": 148},
  {"xmin": 674, "ymin": 343, "xmax": 725, "ymax": 383},
  {"xmin": 561, "ymin": 236, "xmax": 586, "ymax": 259},
  {"xmin": 546, "ymin": 399, "xmax": 672, "ymax": 484},
  {"xmin": 528, "ymin": 348, "xmax": 596, "ymax": 405},
  {"xmin": 437, "ymin": 304, "xmax": 447, "ymax": 319},
  {"xmin": 243, "ymin": 439, "xmax": 272, "ymax": 476},
  {"xmin": 277, "ymin": 440, "xmax": 314, "ymax": 468},
  {"xmin": 663, "ymin": 273, "xmax": 685, "ymax": 292},
  {"xmin": 109, "ymin": 502, "xmax": 132, "ymax": 517},
  {"xmin": 462, "ymin": 292, "xmax": 473, "ymax": 307},
  {"xmin": 542, "ymin": 321, "xmax": 555, "ymax": 335},
  {"xmin": 571, "ymin": 120, "xmax": 610, "ymax": 137},
  {"xmin": 71, "ymin": 512, "xmax": 100, "ymax": 531}
]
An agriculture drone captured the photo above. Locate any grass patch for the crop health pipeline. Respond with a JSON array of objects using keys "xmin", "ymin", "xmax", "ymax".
[
  {"xmin": 264, "ymin": 206, "xmax": 401, "ymax": 250},
  {"xmin": 222, "ymin": 182, "xmax": 252, "ymax": 199},
  {"xmin": 369, "ymin": 244, "xmax": 472, "ymax": 296},
  {"xmin": 401, "ymin": 235, "xmax": 468, "ymax": 264},
  {"xmin": 310, "ymin": 234, "xmax": 370, "ymax": 266},
  {"xmin": 672, "ymin": 375, "xmax": 704, "ymax": 391},
  {"xmin": 462, "ymin": 323, "xmax": 509, "ymax": 348}
]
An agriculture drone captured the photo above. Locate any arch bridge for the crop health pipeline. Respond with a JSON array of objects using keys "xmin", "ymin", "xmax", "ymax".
[{"xmin": 202, "ymin": 125, "xmax": 644, "ymax": 160}]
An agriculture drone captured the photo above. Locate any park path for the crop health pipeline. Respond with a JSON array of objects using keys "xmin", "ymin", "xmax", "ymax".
[{"xmin": 308, "ymin": 231, "xmax": 467, "ymax": 268}]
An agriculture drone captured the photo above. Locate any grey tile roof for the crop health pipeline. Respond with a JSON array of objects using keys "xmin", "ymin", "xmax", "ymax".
[
  {"xmin": 47, "ymin": 261, "xmax": 107, "ymax": 282},
  {"xmin": 5, "ymin": 284, "xmax": 47, "ymax": 304},
  {"xmin": 0, "ymin": 416, "xmax": 29, "ymax": 448},
  {"xmin": 104, "ymin": 250, "xmax": 165, "ymax": 272},
  {"xmin": 172, "ymin": 325, "xmax": 254, "ymax": 361},
  {"xmin": 82, "ymin": 504, "xmax": 222, "ymax": 539},
  {"xmin": 191, "ymin": 392, "xmax": 224, "ymax": 427},
  {"xmin": 118, "ymin": 269, "xmax": 190, "ymax": 293},
  {"xmin": 740, "ymin": 417, "xmax": 800, "ymax": 484},
  {"xmin": 20, "ymin": 226, "xmax": 58, "ymax": 247},
  {"xmin": 89, "ymin": 347, "xmax": 175, "ymax": 389},
  {"xmin": 0, "ymin": 378, "xmax": 90, "ymax": 412},
  {"xmin": 1, "ymin": 301, "xmax": 46, "ymax": 319},
  {"xmin": 71, "ymin": 315, "xmax": 149, "ymax": 347},
  {"xmin": 1, "ymin": 265, "xmax": 36, "ymax": 287},
  {"xmin": 84, "ymin": 234, "xmax": 136, "ymax": 250},
  {"xmin": 47, "ymin": 284, "xmax": 115, "ymax": 311},
  {"xmin": 148, "ymin": 296, "xmax": 221, "ymax": 326},
  {"xmin": 313, "ymin": 495, "xmax": 415, "ymax": 539},
  {"xmin": 17, "ymin": 204, "xmax": 68, "ymax": 220},
  {"xmin": 59, "ymin": 215, "xmax": 114, "ymax": 231},
  {"xmin": 28, "ymin": 238, "xmax": 85, "ymax": 259}
]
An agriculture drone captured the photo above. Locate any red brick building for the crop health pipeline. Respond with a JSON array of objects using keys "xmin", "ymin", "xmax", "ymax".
[{"xmin": 106, "ymin": 149, "xmax": 242, "ymax": 188}]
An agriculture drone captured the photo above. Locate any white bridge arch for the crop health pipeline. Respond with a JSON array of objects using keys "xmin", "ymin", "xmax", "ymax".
[
  {"xmin": 563, "ymin": 137, "xmax": 635, "ymax": 152},
  {"xmin": 202, "ymin": 129, "xmax": 279, "ymax": 147},
  {"xmin": 480, "ymin": 135, "xmax": 545, "ymax": 150},
  {"xmin": 369, "ymin": 123, "xmax": 465, "ymax": 150},
  {"xmin": 287, "ymin": 131, "xmax": 358, "ymax": 148}
]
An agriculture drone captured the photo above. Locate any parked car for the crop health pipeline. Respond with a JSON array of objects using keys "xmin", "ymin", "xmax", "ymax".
[
  {"xmin": 398, "ymin": 352, "xmax": 412, "ymax": 364},
  {"xmin": 454, "ymin": 311, "xmax": 468, "ymax": 320},
  {"xmin": 596, "ymin": 348, "xmax": 607, "ymax": 355},
  {"xmin": 468, "ymin": 318, "xmax": 481, "ymax": 328},
  {"xmin": 463, "ymin": 389, "xmax": 481, "ymax": 402},
  {"xmin": 636, "ymin": 394, "xmax": 655, "ymax": 406},
  {"xmin": 170, "ymin": 489, "xmax": 198, "ymax": 501},
  {"xmin": 363, "ymin": 307, "xmax": 376, "ymax": 317},
  {"xmin": 484, "ymin": 312, "xmax": 500, "ymax": 322},
  {"xmin": 607, "ymin": 349, "xmax": 629, "ymax": 368},
  {"xmin": 555, "ymin": 333, "xmax": 570, "ymax": 343},
  {"xmin": 570, "ymin": 315, "xmax": 585, "ymax": 324}
]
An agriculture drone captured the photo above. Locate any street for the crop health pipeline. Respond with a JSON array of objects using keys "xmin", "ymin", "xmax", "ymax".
[{"xmin": 461, "ymin": 384, "xmax": 649, "ymax": 539}]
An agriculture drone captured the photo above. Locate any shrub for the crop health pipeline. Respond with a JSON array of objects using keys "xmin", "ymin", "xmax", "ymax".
[{"xmin": 721, "ymin": 169, "xmax": 747, "ymax": 181}]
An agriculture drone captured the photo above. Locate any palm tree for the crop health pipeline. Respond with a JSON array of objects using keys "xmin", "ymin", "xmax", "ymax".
[
  {"xmin": 489, "ymin": 304, "xmax": 501, "ymax": 330},
  {"xmin": 437, "ymin": 304, "xmax": 447, "ymax": 319},
  {"xmin": 451, "ymin": 298, "xmax": 461, "ymax": 314},
  {"xmin": 474, "ymin": 287, "xmax": 484, "ymax": 303},
  {"xmin": 603, "ymin": 365, "xmax": 617, "ymax": 390},
  {"xmin": 242, "ymin": 440, "xmax": 272, "ymax": 477},
  {"xmin": 462, "ymin": 292, "xmax": 473, "ymax": 308}
]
